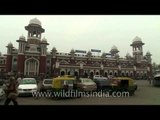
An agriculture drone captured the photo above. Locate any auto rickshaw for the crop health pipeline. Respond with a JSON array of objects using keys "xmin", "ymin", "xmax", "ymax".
[
  {"xmin": 110, "ymin": 77, "xmax": 137, "ymax": 96},
  {"xmin": 51, "ymin": 75, "xmax": 81, "ymax": 98}
]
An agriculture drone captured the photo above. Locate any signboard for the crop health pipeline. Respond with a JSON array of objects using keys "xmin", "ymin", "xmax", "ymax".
[
  {"xmin": 91, "ymin": 49, "xmax": 101, "ymax": 53},
  {"xmin": 106, "ymin": 53, "xmax": 111, "ymax": 55},
  {"xmin": 75, "ymin": 50, "xmax": 86, "ymax": 53}
]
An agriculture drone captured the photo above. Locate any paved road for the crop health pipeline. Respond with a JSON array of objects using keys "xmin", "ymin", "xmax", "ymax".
[{"xmin": 1, "ymin": 80, "xmax": 160, "ymax": 105}]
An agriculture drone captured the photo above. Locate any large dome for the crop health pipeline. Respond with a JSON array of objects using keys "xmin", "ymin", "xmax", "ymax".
[{"xmin": 29, "ymin": 18, "xmax": 41, "ymax": 26}]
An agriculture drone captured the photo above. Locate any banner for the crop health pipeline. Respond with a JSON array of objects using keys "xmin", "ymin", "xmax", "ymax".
[
  {"xmin": 91, "ymin": 49, "xmax": 101, "ymax": 52},
  {"xmin": 75, "ymin": 50, "xmax": 86, "ymax": 53}
]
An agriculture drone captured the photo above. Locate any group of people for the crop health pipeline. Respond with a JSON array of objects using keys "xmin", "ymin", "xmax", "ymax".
[{"xmin": 3, "ymin": 76, "xmax": 22, "ymax": 105}]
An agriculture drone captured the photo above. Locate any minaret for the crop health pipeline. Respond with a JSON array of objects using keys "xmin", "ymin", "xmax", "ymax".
[
  {"xmin": 16, "ymin": 35, "xmax": 26, "ymax": 75},
  {"xmin": 39, "ymin": 37, "xmax": 49, "ymax": 76},
  {"xmin": 6, "ymin": 42, "xmax": 13, "ymax": 73},
  {"xmin": 146, "ymin": 51, "xmax": 152, "ymax": 64},
  {"xmin": 130, "ymin": 36, "xmax": 144, "ymax": 63},
  {"xmin": 25, "ymin": 18, "xmax": 45, "ymax": 44},
  {"xmin": 51, "ymin": 47, "xmax": 57, "ymax": 77}
]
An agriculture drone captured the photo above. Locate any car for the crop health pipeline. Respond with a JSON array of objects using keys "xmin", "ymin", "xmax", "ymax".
[
  {"xmin": 41, "ymin": 79, "xmax": 53, "ymax": 91},
  {"xmin": 93, "ymin": 75, "xmax": 103, "ymax": 79},
  {"xmin": 93, "ymin": 78, "xmax": 112, "ymax": 91},
  {"xmin": 76, "ymin": 78, "xmax": 97, "ymax": 92},
  {"xmin": 18, "ymin": 78, "xmax": 38, "ymax": 96}
]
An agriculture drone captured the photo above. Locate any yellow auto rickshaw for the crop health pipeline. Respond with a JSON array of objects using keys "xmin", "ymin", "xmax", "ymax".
[
  {"xmin": 51, "ymin": 75, "xmax": 81, "ymax": 98},
  {"xmin": 110, "ymin": 77, "xmax": 137, "ymax": 96}
]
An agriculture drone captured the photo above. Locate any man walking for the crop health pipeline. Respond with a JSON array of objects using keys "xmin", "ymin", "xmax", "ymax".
[{"xmin": 4, "ymin": 77, "xmax": 18, "ymax": 105}]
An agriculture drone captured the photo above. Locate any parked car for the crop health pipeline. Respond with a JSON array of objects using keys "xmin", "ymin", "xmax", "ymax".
[
  {"xmin": 110, "ymin": 77, "xmax": 137, "ymax": 96},
  {"xmin": 41, "ymin": 79, "xmax": 53, "ymax": 91},
  {"xmin": 93, "ymin": 78, "xmax": 112, "ymax": 91},
  {"xmin": 76, "ymin": 78, "xmax": 97, "ymax": 92},
  {"xmin": 18, "ymin": 78, "xmax": 38, "ymax": 96},
  {"xmin": 93, "ymin": 75, "xmax": 103, "ymax": 79}
]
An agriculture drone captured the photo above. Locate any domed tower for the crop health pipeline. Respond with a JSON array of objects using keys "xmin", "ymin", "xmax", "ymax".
[
  {"xmin": 110, "ymin": 45, "xmax": 119, "ymax": 57},
  {"xmin": 25, "ymin": 18, "xmax": 45, "ymax": 44},
  {"xmin": 130, "ymin": 36, "xmax": 144, "ymax": 63},
  {"xmin": 17, "ymin": 35, "xmax": 26, "ymax": 54},
  {"xmin": 51, "ymin": 47, "xmax": 57, "ymax": 58},
  {"xmin": 6, "ymin": 42, "xmax": 13, "ymax": 73},
  {"xmin": 145, "ymin": 51, "xmax": 152, "ymax": 64},
  {"xmin": 39, "ymin": 37, "xmax": 49, "ymax": 76},
  {"xmin": 16, "ymin": 35, "xmax": 26, "ymax": 75}
]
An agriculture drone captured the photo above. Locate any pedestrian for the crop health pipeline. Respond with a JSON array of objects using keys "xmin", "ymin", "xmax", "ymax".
[
  {"xmin": 4, "ymin": 77, "xmax": 18, "ymax": 105},
  {"xmin": 17, "ymin": 76, "xmax": 22, "ymax": 85}
]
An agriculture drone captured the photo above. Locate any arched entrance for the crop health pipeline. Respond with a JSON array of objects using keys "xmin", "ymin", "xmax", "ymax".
[
  {"xmin": 130, "ymin": 72, "xmax": 133, "ymax": 77},
  {"xmin": 126, "ymin": 72, "xmax": 129, "ymax": 77},
  {"xmin": 96, "ymin": 72, "xmax": 99, "ymax": 75},
  {"xmin": 104, "ymin": 72, "xmax": 108, "ymax": 77},
  {"xmin": 121, "ymin": 72, "xmax": 125, "ymax": 77},
  {"xmin": 61, "ymin": 71, "xmax": 65, "ymax": 76},
  {"xmin": 67, "ymin": 71, "xmax": 70, "ymax": 75},
  {"xmin": 114, "ymin": 72, "xmax": 117, "ymax": 77},
  {"xmin": 24, "ymin": 57, "xmax": 39, "ymax": 76},
  {"xmin": 90, "ymin": 72, "xmax": 94, "ymax": 79},
  {"xmin": 84, "ymin": 72, "xmax": 88, "ymax": 78},
  {"xmin": 74, "ymin": 71, "xmax": 79, "ymax": 77},
  {"xmin": 109, "ymin": 72, "xmax": 113, "ymax": 76}
]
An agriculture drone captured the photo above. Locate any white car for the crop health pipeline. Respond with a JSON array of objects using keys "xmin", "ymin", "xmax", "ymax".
[{"xmin": 18, "ymin": 78, "xmax": 38, "ymax": 96}]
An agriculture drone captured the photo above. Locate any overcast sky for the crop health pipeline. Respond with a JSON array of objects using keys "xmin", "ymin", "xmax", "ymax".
[{"xmin": 0, "ymin": 15, "xmax": 160, "ymax": 64}]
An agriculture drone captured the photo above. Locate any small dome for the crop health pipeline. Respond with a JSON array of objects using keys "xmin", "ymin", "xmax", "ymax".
[
  {"xmin": 146, "ymin": 51, "xmax": 151, "ymax": 56},
  {"xmin": 52, "ymin": 47, "xmax": 56, "ymax": 51},
  {"xmin": 42, "ymin": 37, "xmax": 47, "ymax": 43},
  {"xmin": 29, "ymin": 18, "xmax": 41, "ymax": 26},
  {"xmin": 70, "ymin": 49, "xmax": 75, "ymax": 53},
  {"xmin": 8, "ymin": 42, "xmax": 13, "ymax": 47},
  {"xmin": 126, "ymin": 53, "xmax": 131, "ymax": 57},
  {"xmin": 133, "ymin": 36, "xmax": 142, "ymax": 42},
  {"xmin": 19, "ymin": 35, "xmax": 25, "ymax": 41},
  {"xmin": 111, "ymin": 45, "xmax": 118, "ymax": 50},
  {"xmin": 87, "ymin": 51, "xmax": 92, "ymax": 56}
]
